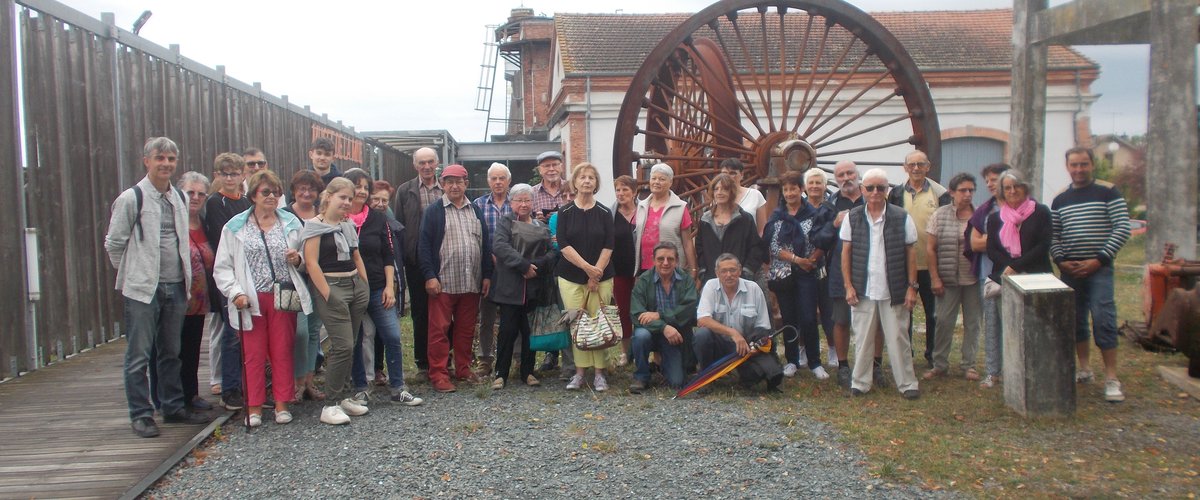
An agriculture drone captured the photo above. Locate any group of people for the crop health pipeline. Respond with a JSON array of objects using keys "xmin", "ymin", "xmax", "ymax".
[{"xmin": 106, "ymin": 135, "xmax": 1131, "ymax": 437}]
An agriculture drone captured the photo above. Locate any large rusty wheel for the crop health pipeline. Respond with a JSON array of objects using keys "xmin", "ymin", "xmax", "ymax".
[{"xmin": 614, "ymin": 0, "xmax": 940, "ymax": 202}]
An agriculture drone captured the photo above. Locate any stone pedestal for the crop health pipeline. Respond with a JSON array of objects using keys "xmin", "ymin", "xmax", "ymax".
[{"xmin": 1002, "ymin": 274, "xmax": 1076, "ymax": 417}]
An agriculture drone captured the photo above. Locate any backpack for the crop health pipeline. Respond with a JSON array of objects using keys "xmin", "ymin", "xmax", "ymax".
[{"xmin": 131, "ymin": 184, "xmax": 186, "ymax": 240}]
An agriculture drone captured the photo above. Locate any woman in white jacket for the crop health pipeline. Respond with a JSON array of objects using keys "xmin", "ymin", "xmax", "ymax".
[{"xmin": 214, "ymin": 170, "xmax": 312, "ymax": 427}]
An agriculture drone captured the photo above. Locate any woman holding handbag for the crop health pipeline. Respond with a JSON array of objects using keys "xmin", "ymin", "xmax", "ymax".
[
  {"xmin": 213, "ymin": 170, "xmax": 311, "ymax": 427},
  {"xmin": 763, "ymin": 170, "xmax": 834, "ymax": 381},
  {"xmin": 555, "ymin": 163, "xmax": 617, "ymax": 391},
  {"xmin": 490, "ymin": 184, "xmax": 558, "ymax": 389}
]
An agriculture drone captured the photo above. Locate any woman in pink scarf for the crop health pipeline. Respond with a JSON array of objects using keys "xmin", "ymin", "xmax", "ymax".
[{"xmin": 985, "ymin": 170, "xmax": 1053, "ymax": 283}]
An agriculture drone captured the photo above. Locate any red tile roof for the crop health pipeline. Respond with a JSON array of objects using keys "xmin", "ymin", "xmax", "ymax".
[{"xmin": 555, "ymin": 8, "xmax": 1095, "ymax": 75}]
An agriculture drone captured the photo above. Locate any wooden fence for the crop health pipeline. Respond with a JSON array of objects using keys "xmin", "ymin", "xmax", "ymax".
[{"xmin": 0, "ymin": 0, "xmax": 413, "ymax": 379}]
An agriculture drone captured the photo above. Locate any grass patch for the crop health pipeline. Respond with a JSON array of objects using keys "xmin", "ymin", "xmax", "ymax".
[{"xmin": 758, "ymin": 233, "xmax": 1199, "ymax": 497}]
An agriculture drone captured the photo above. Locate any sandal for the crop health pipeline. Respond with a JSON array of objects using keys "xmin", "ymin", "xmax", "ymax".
[
  {"xmin": 964, "ymin": 368, "xmax": 981, "ymax": 381},
  {"xmin": 922, "ymin": 367, "xmax": 947, "ymax": 380}
]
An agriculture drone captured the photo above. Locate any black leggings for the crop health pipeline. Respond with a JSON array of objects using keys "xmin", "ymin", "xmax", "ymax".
[{"xmin": 495, "ymin": 303, "xmax": 536, "ymax": 381}]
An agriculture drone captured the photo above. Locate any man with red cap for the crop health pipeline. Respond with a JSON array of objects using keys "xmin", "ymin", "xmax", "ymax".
[{"xmin": 418, "ymin": 164, "xmax": 494, "ymax": 392}]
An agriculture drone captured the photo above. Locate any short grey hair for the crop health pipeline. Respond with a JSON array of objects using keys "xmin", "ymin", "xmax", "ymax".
[
  {"xmin": 649, "ymin": 163, "xmax": 675, "ymax": 180},
  {"xmin": 143, "ymin": 137, "xmax": 179, "ymax": 158},
  {"xmin": 862, "ymin": 168, "xmax": 889, "ymax": 184},
  {"xmin": 715, "ymin": 252, "xmax": 740, "ymax": 267},
  {"xmin": 997, "ymin": 170, "xmax": 1031, "ymax": 198},
  {"xmin": 803, "ymin": 167, "xmax": 827, "ymax": 185},
  {"xmin": 177, "ymin": 171, "xmax": 210, "ymax": 191},
  {"xmin": 487, "ymin": 162, "xmax": 511, "ymax": 179},
  {"xmin": 509, "ymin": 183, "xmax": 533, "ymax": 199}
]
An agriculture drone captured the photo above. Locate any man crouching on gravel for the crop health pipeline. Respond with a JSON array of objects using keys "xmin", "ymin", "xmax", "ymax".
[{"xmin": 693, "ymin": 253, "xmax": 783, "ymax": 392}]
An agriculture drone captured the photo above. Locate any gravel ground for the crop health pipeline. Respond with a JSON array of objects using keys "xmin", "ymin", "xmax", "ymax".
[{"xmin": 149, "ymin": 380, "xmax": 955, "ymax": 499}]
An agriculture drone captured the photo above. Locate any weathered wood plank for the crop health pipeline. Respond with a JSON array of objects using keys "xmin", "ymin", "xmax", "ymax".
[{"xmin": 0, "ymin": 0, "xmax": 29, "ymax": 379}]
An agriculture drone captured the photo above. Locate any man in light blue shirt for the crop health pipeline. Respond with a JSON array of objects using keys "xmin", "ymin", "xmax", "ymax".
[{"xmin": 694, "ymin": 253, "xmax": 780, "ymax": 391}]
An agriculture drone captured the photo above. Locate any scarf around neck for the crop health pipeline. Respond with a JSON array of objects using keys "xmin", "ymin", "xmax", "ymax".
[
  {"xmin": 300, "ymin": 218, "xmax": 358, "ymax": 261},
  {"xmin": 999, "ymin": 198, "xmax": 1035, "ymax": 259}
]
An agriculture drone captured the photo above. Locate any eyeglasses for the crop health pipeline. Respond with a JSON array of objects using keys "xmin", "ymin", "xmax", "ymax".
[
  {"xmin": 217, "ymin": 171, "xmax": 242, "ymax": 178},
  {"xmin": 246, "ymin": 161, "xmax": 267, "ymax": 167},
  {"xmin": 956, "ymin": 187, "xmax": 976, "ymax": 193},
  {"xmin": 257, "ymin": 189, "xmax": 282, "ymax": 198},
  {"xmin": 905, "ymin": 161, "xmax": 930, "ymax": 168},
  {"xmin": 863, "ymin": 184, "xmax": 888, "ymax": 192}
]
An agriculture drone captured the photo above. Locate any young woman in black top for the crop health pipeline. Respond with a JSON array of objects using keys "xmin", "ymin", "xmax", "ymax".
[{"xmin": 342, "ymin": 169, "xmax": 422, "ymax": 406}]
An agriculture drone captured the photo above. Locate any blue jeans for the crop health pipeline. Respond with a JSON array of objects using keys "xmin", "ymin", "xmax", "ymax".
[
  {"xmin": 353, "ymin": 288, "xmax": 407, "ymax": 390},
  {"xmin": 981, "ymin": 290, "xmax": 1002, "ymax": 377},
  {"xmin": 778, "ymin": 275, "xmax": 821, "ymax": 368},
  {"xmin": 631, "ymin": 327, "xmax": 685, "ymax": 388},
  {"xmin": 294, "ymin": 310, "xmax": 322, "ymax": 378},
  {"xmin": 218, "ymin": 304, "xmax": 242, "ymax": 398},
  {"xmin": 123, "ymin": 282, "xmax": 187, "ymax": 420},
  {"xmin": 1061, "ymin": 265, "xmax": 1118, "ymax": 350}
]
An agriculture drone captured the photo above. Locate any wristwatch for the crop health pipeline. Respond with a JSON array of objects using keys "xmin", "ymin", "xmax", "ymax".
[{"xmin": 909, "ymin": 282, "xmax": 919, "ymax": 289}]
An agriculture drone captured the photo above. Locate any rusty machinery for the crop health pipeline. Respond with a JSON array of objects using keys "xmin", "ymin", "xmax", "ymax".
[
  {"xmin": 613, "ymin": 0, "xmax": 940, "ymax": 214},
  {"xmin": 1123, "ymin": 243, "xmax": 1200, "ymax": 378}
]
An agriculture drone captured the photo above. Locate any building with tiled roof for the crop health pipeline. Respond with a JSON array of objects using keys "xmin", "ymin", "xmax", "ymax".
[{"xmin": 494, "ymin": 7, "xmax": 1099, "ymax": 202}]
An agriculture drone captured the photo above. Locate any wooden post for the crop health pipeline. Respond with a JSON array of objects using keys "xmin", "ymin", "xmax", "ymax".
[
  {"xmin": 1009, "ymin": 0, "xmax": 1049, "ymax": 201},
  {"xmin": 1146, "ymin": 0, "xmax": 1199, "ymax": 260},
  {"xmin": 0, "ymin": 0, "xmax": 28, "ymax": 377}
]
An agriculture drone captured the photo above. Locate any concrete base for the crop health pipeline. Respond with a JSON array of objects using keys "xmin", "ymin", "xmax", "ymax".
[
  {"xmin": 1157, "ymin": 365, "xmax": 1200, "ymax": 400},
  {"xmin": 1002, "ymin": 274, "xmax": 1077, "ymax": 417}
]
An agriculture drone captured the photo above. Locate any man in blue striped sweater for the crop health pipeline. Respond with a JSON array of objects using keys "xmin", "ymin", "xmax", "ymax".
[{"xmin": 1050, "ymin": 147, "xmax": 1131, "ymax": 403}]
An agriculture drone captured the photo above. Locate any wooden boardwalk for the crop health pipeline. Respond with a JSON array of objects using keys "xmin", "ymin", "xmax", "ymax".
[{"xmin": 0, "ymin": 330, "xmax": 228, "ymax": 499}]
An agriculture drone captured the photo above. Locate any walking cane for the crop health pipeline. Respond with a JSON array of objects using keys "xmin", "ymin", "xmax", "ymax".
[{"xmin": 236, "ymin": 307, "xmax": 250, "ymax": 432}]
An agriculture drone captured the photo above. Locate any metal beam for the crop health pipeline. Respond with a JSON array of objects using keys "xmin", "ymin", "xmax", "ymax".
[
  {"xmin": 1146, "ymin": 0, "xmax": 1199, "ymax": 260},
  {"xmin": 1033, "ymin": 0, "xmax": 1152, "ymax": 45}
]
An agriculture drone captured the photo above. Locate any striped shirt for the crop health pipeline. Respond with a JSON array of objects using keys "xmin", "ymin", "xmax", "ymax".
[{"xmin": 1050, "ymin": 181, "xmax": 1130, "ymax": 266}]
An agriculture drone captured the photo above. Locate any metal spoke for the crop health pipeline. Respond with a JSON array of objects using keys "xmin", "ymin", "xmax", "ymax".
[
  {"xmin": 756, "ymin": 6, "xmax": 775, "ymax": 132},
  {"xmin": 781, "ymin": 14, "xmax": 815, "ymax": 127},
  {"xmin": 811, "ymin": 113, "xmax": 911, "ymax": 150},
  {"xmin": 639, "ymin": 126, "xmax": 754, "ymax": 157},
  {"xmin": 805, "ymin": 71, "xmax": 893, "ymax": 141},
  {"xmin": 683, "ymin": 40, "xmax": 768, "ymax": 139},
  {"xmin": 803, "ymin": 50, "xmax": 871, "ymax": 137},
  {"xmin": 798, "ymin": 19, "xmax": 832, "ymax": 122},
  {"xmin": 648, "ymin": 79, "xmax": 757, "ymax": 148},
  {"xmin": 707, "ymin": 17, "xmax": 768, "ymax": 136},
  {"xmin": 816, "ymin": 136, "xmax": 915, "ymax": 157},
  {"xmin": 796, "ymin": 37, "xmax": 858, "ymax": 134},
  {"xmin": 663, "ymin": 52, "xmax": 761, "ymax": 145},
  {"xmin": 776, "ymin": 7, "xmax": 791, "ymax": 131}
]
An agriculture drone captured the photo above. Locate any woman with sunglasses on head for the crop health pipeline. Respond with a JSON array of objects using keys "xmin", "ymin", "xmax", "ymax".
[
  {"xmin": 213, "ymin": 170, "xmax": 310, "ymax": 427},
  {"xmin": 763, "ymin": 170, "xmax": 835, "ymax": 381},
  {"xmin": 343, "ymin": 168, "xmax": 423, "ymax": 407}
]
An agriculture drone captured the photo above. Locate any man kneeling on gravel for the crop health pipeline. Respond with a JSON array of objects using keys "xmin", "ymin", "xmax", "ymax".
[
  {"xmin": 694, "ymin": 253, "xmax": 783, "ymax": 392},
  {"xmin": 629, "ymin": 242, "xmax": 698, "ymax": 393}
]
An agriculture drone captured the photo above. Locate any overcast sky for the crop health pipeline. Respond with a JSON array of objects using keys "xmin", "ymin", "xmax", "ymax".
[{"xmin": 58, "ymin": 0, "xmax": 1151, "ymax": 141}]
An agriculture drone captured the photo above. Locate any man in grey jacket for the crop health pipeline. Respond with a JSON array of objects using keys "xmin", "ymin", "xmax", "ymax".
[{"xmin": 105, "ymin": 137, "xmax": 211, "ymax": 438}]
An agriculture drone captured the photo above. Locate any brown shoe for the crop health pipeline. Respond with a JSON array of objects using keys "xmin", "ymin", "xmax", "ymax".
[
  {"xmin": 964, "ymin": 368, "xmax": 981, "ymax": 381},
  {"xmin": 525, "ymin": 374, "xmax": 541, "ymax": 387},
  {"xmin": 432, "ymin": 378, "xmax": 457, "ymax": 393},
  {"xmin": 475, "ymin": 360, "xmax": 494, "ymax": 378}
]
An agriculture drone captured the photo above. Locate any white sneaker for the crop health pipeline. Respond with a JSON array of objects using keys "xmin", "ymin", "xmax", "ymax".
[
  {"xmin": 1104, "ymin": 379, "xmax": 1125, "ymax": 402},
  {"xmin": 798, "ymin": 351, "xmax": 809, "ymax": 368},
  {"xmin": 339, "ymin": 398, "xmax": 369, "ymax": 416},
  {"xmin": 275, "ymin": 411, "xmax": 293, "ymax": 425},
  {"xmin": 812, "ymin": 366, "xmax": 830, "ymax": 380},
  {"xmin": 593, "ymin": 373, "xmax": 609, "ymax": 392},
  {"xmin": 566, "ymin": 374, "xmax": 583, "ymax": 390},
  {"xmin": 320, "ymin": 405, "xmax": 350, "ymax": 425},
  {"xmin": 248, "ymin": 414, "xmax": 262, "ymax": 428},
  {"xmin": 783, "ymin": 363, "xmax": 798, "ymax": 377}
]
